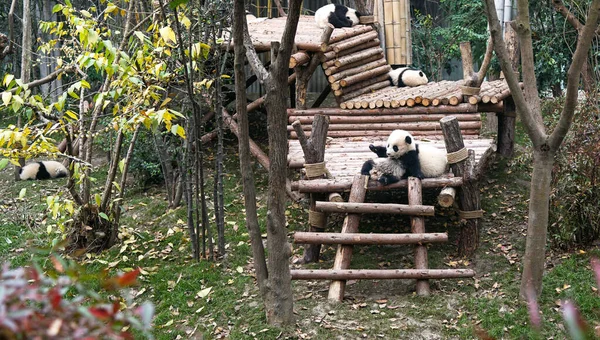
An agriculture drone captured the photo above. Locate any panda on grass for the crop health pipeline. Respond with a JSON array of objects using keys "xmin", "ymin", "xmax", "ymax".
[
  {"xmin": 361, "ymin": 129, "xmax": 447, "ymax": 185},
  {"xmin": 315, "ymin": 4, "xmax": 361, "ymax": 29},
  {"xmin": 388, "ymin": 67, "xmax": 429, "ymax": 88},
  {"xmin": 19, "ymin": 161, "xmax": 68, "ymax": 180}
]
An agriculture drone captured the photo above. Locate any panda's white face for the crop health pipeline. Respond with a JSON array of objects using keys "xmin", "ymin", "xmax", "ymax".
[
  {"xmin": 386, "ymin": 129, "xmax": 415, "ymax": 158},
  {"xmin": 346, "ymin": 9, "xmax": 360, "ymax": 26}
]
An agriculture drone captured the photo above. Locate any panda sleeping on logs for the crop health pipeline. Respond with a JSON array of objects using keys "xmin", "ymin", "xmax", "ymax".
[
  {"xmin": 19, "ymin": 161, "xmax": 68, "ymax": 180},
  {"xmin": 388, "ymin": 67, "xmax": 429, "ymax": 88},
  {"xmin": 361, "ymin": 129, "xmax": 447, "ymax": 184},
  {"xmin": 315, "ymin": 4, "xmax": 361, "ymax": 29}
]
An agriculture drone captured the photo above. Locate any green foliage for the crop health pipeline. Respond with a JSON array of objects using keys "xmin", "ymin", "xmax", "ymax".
[
  {"xmin": 0, "ymin": 256, "xmax": 154, "ymax": 338},
  {"xmin": 548, "ymin": 98, "xmax": 600, "ymax": 249},
  {"xmin": 411, "ymin": 0, "xmax": 488, "ymax": 80}
]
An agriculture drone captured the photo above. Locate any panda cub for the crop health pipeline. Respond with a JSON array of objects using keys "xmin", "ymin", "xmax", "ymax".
[
  {"xmin": 388, "ymin": 67, "xmax": 428, "ymax": 87},
  {"xmin": 364, "ymin": 129, "xmax": 447, "ymax": 181},
  {"xmin": 19, "ymin": 161, "xmax": 68, "ymax": 180},
  {"xmin": 315, "ymin": 4, "xmax": 361, "ymax": 29}
]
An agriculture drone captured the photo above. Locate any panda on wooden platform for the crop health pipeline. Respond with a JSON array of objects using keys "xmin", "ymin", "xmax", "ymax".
[
  {"xmin": 315, "ymin": 4, "xmax": 361, "ymax": 29},
  {"xmin": 363, "ymin": 129, "xmax": 447, "ymax": 182},
  {"xmin": 19, "ymin": 161, "xmax": 68, "ymax": 180},
  {"xmin": 388, "ymin": 67, "xmax": 428, "ymax": 88}
]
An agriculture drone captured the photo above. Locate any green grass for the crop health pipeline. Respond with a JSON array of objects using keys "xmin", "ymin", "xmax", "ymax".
[{"xmin": 1, "ymin": 137, "xmax": 599, "ymax": 339}]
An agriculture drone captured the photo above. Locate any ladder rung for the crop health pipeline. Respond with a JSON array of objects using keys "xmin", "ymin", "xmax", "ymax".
[
  {"xmin": 315, "ymin": 201, "xmax": 434, "ymax": 216},
  {"xmin": 293, "ymin": 232, "xmax": 447, "ymax": 245},
  {"xmin": 291, "ymin": 269, "xmax": 475, "ymax": 280}
]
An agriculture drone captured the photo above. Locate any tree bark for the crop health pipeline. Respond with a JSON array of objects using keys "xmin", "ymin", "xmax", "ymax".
[
  {"xmin": 520, "ymin": 150, "xmax": 554, "ymax": 297},
  {"xmin": 16, "ymin": 0, "xmax": 32, "ymax": 180},
  {"xmin": 233, "ymin": 0, "xmax": 268, "ymax": 297}
]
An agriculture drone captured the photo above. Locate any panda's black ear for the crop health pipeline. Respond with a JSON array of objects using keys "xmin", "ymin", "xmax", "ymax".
[
  {"xmin": 356, "ymin": 11, "xmax": 362, "ymax": 17},
  {"xmin": 419, "ymin": 72, "xmax": 424, "ymax": 77},
  {"xmin": 405, "ymin": 136, "xmax": 412, "ymax": 144}
]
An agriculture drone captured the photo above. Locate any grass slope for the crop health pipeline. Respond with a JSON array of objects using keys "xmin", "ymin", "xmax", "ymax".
[{"xmin": 0, "ymin": 141, "xmax": 599, "ymax": 339}]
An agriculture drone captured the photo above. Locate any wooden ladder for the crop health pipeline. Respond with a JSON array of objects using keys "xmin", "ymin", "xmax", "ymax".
[{"xmin": 290, "ymin": 174, "xmax": 475, "ymax": 301}]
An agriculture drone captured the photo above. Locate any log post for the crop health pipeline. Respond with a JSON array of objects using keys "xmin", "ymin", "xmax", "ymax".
[
  {"xmin": 408, "ymin": 177, "xmax": 430, "ymax": 296},
  {"xmin": 437, "ymin": 187, "xmax": 456, "ymax": 208},
  {"xmin": 497, "ymin": 21, "xmax": 518, "ymax": 158},
  {"xmin": 440, "ymin": 116, "xmax": 481, "ymax": 257},
  {"xmin": 292, "ymin": 114, "xmax": 331, "ymax": 263},
  {"xmin": 328, "ymin": 175, "xmax": 368, "ymax": 301}
]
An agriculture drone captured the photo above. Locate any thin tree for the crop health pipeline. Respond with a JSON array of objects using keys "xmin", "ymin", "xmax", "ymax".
[
  {"xmin": 232, "ymin": 0, "xmax": 302, "ymax": 326},
  {"xmin": 482, "ymin": 0, "xmax": 600, "ymax": 298}
]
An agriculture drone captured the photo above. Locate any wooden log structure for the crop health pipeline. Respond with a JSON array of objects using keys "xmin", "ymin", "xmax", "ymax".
[
  {"xmin": 328, "ymin": 175, "xmax": 367, "ymax": 301},
  {"xmin": 437, "ymin": 187, "xmax": 456, "ymax": 208},
  {"xmin": 293, "ymin": 232, "xmax": 448, "ymax": 245},
  {"xmin": 440, "ymin": 116, "xmax": 481, "ymax": 257},
  {"xmin": 291, "ymin": 269, "xmax": 476, "ymax": 280},
  {"xmin": 291, "ymin": 177, "xmax": 464, "ymax": 193},
  {"xmin": 314, "ymin": 201, "xmax": 435, "ymax": 216}
]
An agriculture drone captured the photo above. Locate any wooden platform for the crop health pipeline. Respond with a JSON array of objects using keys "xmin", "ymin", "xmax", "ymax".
[{"xmin": 288, "ymin": 136, "xmax": 495, "ymax": 185}]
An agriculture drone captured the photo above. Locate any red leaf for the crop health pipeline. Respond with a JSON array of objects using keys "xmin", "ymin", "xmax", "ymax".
[
  {"xmin": 48, "ymin": 287, "xmax": 62, "ymax": 310},
  {"xmin": 116, "ymin": 268, "xmax": 141, "ymax": 287},
  {"xmin": 50, "ymin": 256, "xmax": 64, "ymax": 273},
  {"xmin": 89, "ymin": 307, "xmax": 112, "ymax": 320}
]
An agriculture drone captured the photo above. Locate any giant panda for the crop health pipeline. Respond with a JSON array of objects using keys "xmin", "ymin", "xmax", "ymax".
[
  {"xmin": 388, "ymin": 67, "xmax": 428, "ymax": 87},
  {"xmin": 315, "ymin": 4, "xmax": 361, "ymax": 29},
  {"xmin": 360, "ymin": 156, "xmax": 406, "ymax": 186},
  {"xmin": 368, "ymin": 129, "xmax": 447, "ymax": 180},
  {"xmin": 19, "ymin": 161, "xmax": 68, "ymax": 180}
]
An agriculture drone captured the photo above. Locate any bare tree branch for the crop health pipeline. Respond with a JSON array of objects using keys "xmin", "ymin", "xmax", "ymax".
[
  {"xmin": 549, "ymin": 0, "xmax": 600, "ymax": 149},
  {"xmin": 243, "ymin": 25, "xmax": 270, "ymax": 83},
  {"xmin": 273, "ymin": 0, "xmax": 286, "ymax": 17},
  {"xmin": 552, "ymin": 0, "xmax": 600, "ymax": 35},
  {"xmin": 0, "ymin": 0, "xmax": 17, "ymax": 59},
  {"xmin": 476, "ymin": 36, "xmax": 494, "ymax": 86},
  {"xmin": 7, "ymin": 67, "xmax": 74, "ymax": 94},
  {"xmin": 483, "ymin": 0, "xmax": 547, "ymax": 146}
]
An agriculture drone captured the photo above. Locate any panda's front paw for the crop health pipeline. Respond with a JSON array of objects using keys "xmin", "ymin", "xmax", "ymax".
[
  {"xmin": 378, "ymin": 177, "xmax": 389, "ymax": 186},
  {"xmin": 416, "ymin": 172, "xmax": 425, "ymax": 180}
]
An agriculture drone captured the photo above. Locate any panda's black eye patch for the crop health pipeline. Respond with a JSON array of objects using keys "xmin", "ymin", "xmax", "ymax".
[
  {"xmin": 405, "ymin": 136, "xmax": 412, "ymax": 144},
  {"xmin": 346, "ymin": 16, "xmax": 351, "ymax": 20},
  {"xmin": 419, "ymin": 72, "xmax": 423, "ymax": 77},
  {"xmin": 393, "ymin": 146, "xmax": 398, "ymax": 152}
]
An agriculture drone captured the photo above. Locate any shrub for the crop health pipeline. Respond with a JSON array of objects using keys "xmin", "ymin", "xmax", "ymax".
[
  {"xmin": 0, "ymin": 257, "xmax": 154, "ymax": 339},
  {"xmin": 549, "ymin": 98, "xmax": 600, "ymax": 249}
]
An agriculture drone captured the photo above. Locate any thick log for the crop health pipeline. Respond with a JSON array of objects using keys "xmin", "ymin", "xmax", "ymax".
[
  {"xmin": 322, "ymin": 39, "xmax": 381, "ymax": 61},
  {"xmin": 340, "ymin": 65, "xmax": 391, "ymax": 87},
  {"xmin": 292, "ymin": 114, "xmax": 331, "ymax": 264},
  {"xmin": 289, "ymin": 121, "xmax": 482, "ymax": 132},
  {"xmin": 440, "ymin": 116, "xmax": 480, "ymax": 257},
  {"xmin": 287, "ymin": 103, "xmax": 504, "ymax": 116},
  {"xmin": 330, "ymin": 31, "xmax": 379, "ymax": 53},
  {"xmin": 315, "ymin": 201, "xmax": 434, "ymax": 216},
  {"xmin": 327, "ymin": 25, "xmax": 375, "ymax": 44},
  {"xmin": 335, "ymin": 72, "xmax": 390, "ymax": 95},
  {"xmin": 409, "ymin": 177, "xmax": 430, "ymax": 296},
  {"xmin": 293, "ymin": 232, "xmax": 448, "ymax": 245},
  {"xmin": 292, "ymin": 269, "xmax": 476, "ymax": 280},
  {"xmin": 289, "ymin": 129, "xmax": 481, "ymax": 139},
  {"xmin": 328, "ymin": 175, "xmax": 368, "ymax": 301},
  {"xmin": 291, "ymin": 177, "xmax": 464, "ymax": 193},
  {"xmin": 334, "ymin": 46, "xmax": 384, "ymax": 68},
  {"xmin": 327, "ymin": 59, "xmax": 387, "ymax": 83},
  {"xmin": 437, "ymin": 187, "xmax": 456, "ymax": 208},
  {"xmin": 325, "ymin": 53, "xmax": 382, "ymax": 76},
  {"xmin": 339, "ymin": 80, "xmax": 392, "ymax": 102},
  {"xmin": 460, "ymin": 41, "xmax": 476, "ymax": 87},
  {"xmin": 289, "ymin": 51, "xmax": 310, "ymax": 68},
  {"xmin": 289, "ymin": 113, "xmax": 482, "ymax": 125},
  {"xmin": 497, "ymin": 97, "xmax": 515, "ymax": 157}
]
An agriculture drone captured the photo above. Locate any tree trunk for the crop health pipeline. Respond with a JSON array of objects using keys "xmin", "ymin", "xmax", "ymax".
[
  {"xmin": 16, "ymin": 0, "xmax": 31, "ymax": 180},
  {"xmin": 233, "ymin": 0, "xmax": 268, "ymax": 296},
  {"xmin": 520, "ymin": 149, "xmax": 555, "ymax": 298}
]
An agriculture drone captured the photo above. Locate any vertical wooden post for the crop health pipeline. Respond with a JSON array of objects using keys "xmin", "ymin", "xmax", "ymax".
[
  {"xmin": 497, "ymin": 21, "xmax": 518, "ymax": 158},
  {"xmin": 328, "ymin": 175, "xmax": 368, "ymax": 301},
  {"xmin": 292, "ymin": 115, "xmax": 330, "ymax": 263},
  {"xmin": 440, "ymin": 116, "xmax": 481, "ymax": 257},
  {"xmin": 408, "ymin": 177, "xmax": 430, "ymax": 295}
]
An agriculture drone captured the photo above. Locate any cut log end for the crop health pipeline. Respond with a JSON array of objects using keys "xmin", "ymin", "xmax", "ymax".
[{"xmin": 437, "ymin": 187, "xmax": 456, "ymax": 208}]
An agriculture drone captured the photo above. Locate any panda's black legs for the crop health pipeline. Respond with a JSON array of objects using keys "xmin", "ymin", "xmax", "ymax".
[
  {"xmin": 360, "ymin": 159, "xmax": 375, "ymax": 176},
  {"xmin": 36, "ymin": 162, "xmax": 52, "ymax": 180},
  {"xmin": 378, "ymin": 174, "xmax": 400, "ymax": 186},
  {"xmin": 327, "ymin": 13, "xmax": 351, "ymax": 28},
  {"xmin": 400, "ymin": 150, "xmax": 424, "ymax": 180},
  {"xmin": 369, "ymin": 144, "xmax": 388, "ymax": 158}
]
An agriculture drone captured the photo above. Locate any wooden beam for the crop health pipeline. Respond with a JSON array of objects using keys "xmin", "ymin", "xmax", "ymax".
[
  {"xmin": 293, "ymin": 232, "xmax": 448, "ymax": 244},
  {"xmin": 292, "ymin": 269, "xmax": 476, "ymax": 280},
  {"xmin": 409, "ymin": 177, "xmax": 430, "ymax": 296},
  {"xmin": 328, "ymin": 175, "xmax": 367, "ymax": 302},
  {"xmin": 315, "ymin": 201, "xmax": 434, "ymax": 216},
  {"xmin": 290, "ymin": 177, "xmax": 464, "ymax": 193}
]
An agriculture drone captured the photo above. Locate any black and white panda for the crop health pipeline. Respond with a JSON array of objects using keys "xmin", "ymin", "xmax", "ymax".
[
  {"xmin": 19, "ymin": 161, "xmax": 68, "ymax": 180},
  {"xmin": 315, "ymin": 4, "xmax": 361, "ymax": 29},
  {"xmin": 388, "ymin": 67, "xmax": 429, "ymax": 87},
  {"xmin": 367, "ymin": 129, "xmax": 447, "ymax": 180}
]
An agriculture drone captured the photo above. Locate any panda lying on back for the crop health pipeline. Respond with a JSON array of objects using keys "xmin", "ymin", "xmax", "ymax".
[
  {"xmin": 19, "ymin": 161, "xmax": 68, "ymax": 180},
  {"xmin": 361, "ymin": 129, "xmax": 447, "ymax": 184},
  {"xmin": 388, "ymin": 67, "xmax": 429, "ymax": 87},
  {"xmin": 315, "ymin": 4, "xmax": 361, "ymax": 29}
]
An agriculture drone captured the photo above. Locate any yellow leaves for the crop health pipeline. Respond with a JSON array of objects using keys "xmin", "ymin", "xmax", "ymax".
[
  {"xmin": 171, "ymin": 124, "xmax": 185, "ymax": 138},
  {"xmin": 190, "ymin": 42, "xmax": 210, "ymax": 60},
  {"xmin": 1, "ymin": 92, "xmax": 11, "ymax": 106},
  {"xmin": 196, "ymin": 287, "xmax": 212, "ymax": 299},
  {"xmin": 159, "ymin": 26, "xmax": 177, "ymax": 44}
]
